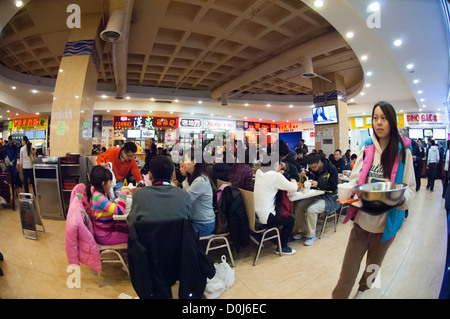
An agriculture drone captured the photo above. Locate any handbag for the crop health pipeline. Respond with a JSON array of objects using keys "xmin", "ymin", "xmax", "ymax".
[{"xmin": 105, "ymin": 162, "xmax": 116, "ymax": 199}]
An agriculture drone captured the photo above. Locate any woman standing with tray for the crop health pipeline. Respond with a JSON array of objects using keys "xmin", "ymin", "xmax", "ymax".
[{"xmin": 332, "ymin": 101, "xmax": 416, "ymax": 299}]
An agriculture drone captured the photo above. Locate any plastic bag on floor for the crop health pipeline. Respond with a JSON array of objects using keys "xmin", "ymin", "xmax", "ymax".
[{"xmin": 204, "ymin": 255, "xmax": 234, "ymax": 299}]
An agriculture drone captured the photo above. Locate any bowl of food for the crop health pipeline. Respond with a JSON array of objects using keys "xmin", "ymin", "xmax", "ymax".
[
  {"xmin": 353, "ymin": 182, "xmax": 408, "ymax": 215},
  {"xmin": 342, "ymin": 170, "xmax": 352, "ymax": 177}
]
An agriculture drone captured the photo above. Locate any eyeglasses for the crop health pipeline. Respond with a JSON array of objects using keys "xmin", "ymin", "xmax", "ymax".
[{"xmin": 123, "ymin": 152, "xmax": 135, "ymax": 159}]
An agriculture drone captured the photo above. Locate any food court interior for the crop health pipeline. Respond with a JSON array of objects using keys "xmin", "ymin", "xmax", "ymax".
[{"xmin": 0, "ymin": 0, "xmax": 449, "ymax": 300}]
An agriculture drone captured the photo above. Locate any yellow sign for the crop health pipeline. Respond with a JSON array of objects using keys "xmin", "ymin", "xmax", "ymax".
[
  {"xmin": 350, "ymin": 114, "xmax": 404, "ymax": 129},
  {"xmin": 9, "ymin": 117, "xmax": 48, "ymax": 131}
]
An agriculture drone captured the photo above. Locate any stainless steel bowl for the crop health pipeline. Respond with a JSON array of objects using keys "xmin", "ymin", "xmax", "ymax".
[
  {"xmin": 353, "ymin": 182, "xmax": 408, "ymax": 215},
  {"xmin": 342, "ymin": 170, "xmax": 351, "ymax": 177}
]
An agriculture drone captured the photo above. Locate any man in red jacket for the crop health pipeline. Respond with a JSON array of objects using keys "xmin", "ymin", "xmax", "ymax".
[{"xmin": 96, "ymin": 142, "xmax": 145, "ymax": 196}]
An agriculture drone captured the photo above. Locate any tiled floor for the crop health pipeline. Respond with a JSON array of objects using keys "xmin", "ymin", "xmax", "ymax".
[{"xmin": 0, "ymin": 178, "xmax": 447, "ymax": 299}]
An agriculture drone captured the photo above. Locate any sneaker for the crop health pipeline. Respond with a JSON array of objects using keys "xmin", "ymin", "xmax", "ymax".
[
  {"xmin": 276, "ymin": 245, "xmax": 296, "ymax": 255},
  {"xmin": 293, "ymin": 232, "xmax": 307, "ymax": 240},
  {"xmin": 304, "ymin": 236, "xmax": 316, "ymax": 246}
]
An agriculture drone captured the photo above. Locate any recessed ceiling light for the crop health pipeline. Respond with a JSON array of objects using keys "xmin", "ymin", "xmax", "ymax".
[
  {"xmin": 106, "ymin": 110, "xmax": 110, "ymax": 112},
  {"xmin": 420, "ymin": 98, "xmax": 425, "ymax": 102},
  {"xmin": 361, "ymin": 92, "xmax": 365, "ymax": 96},
  {"xmin": 394, "ymin": 39, "xmax": 403, "ymax": 47},
  {"xmin": 6, "ymin": 110, "xmax": 9, "ymax": 113},
  {"xmin": 400, "ymin": 110, "xmax": 403, "ymax": 112},
  {"xmin": 174, "ymin": 99, "xmax": 179, "ymax": 103},
  {"xmin": 273, "ymin": 120, "xmax": 275, "ymax": 122},
  {"xmin": 361, "ymin": 55, "xmax": 368, "ymax": 61},
  {"xmin": 150, "ymin": 97, "xmax": 155, "ymax": 101},
  {"xmin": 198, "ymin": 100, "xmax": 202, "ymax": 104},
  {"xmin": 244, "ymin": 117, "xmax": 247, "ymax": 119},
  {"xmin": 126, "ymin": 96, "xmax": 130, "ymax": 100},
  {"xmin": 406, "ymin": 63, "xmax": 414, "ymax": 70},
  {"xmin": 75, "ymin": 95, "xmax": 79, "ymax": 99},
  {"xmin": 346, "ymin": 32, "xmax": 354, "ymax": 39},
  {"xmin": 35, "ymin": 112, "xmax": 39, "ymax": 115},
  {"xmin": 266, "ymin": 104, "xmax": 271, "ymax": 107},
  {"xmin": 101, "ymin": 95, "xmax": 107, "ymax": 99},
  {"xmin": 11, "ymin": 86, "xmax": 16, "ymax": 90},
  {"xmin": 438, "ymin": 108, "xmax": 441, "ymax": 111},
  {"xmin": 31, "ymin": 90, "xmax": 38, "ymax": 94},
  {"xmin": 149, "ymin": 110, "xmax": 152, "ymax": 113},
  {"xmin": 15, "ymin": 1, "xmax": 23, "ymax": 8},
  {"xmin": 418, "ymin": 90, "xmax": 423, "ymax": 94},
  {"xmin": 15, "ymin": 113, "xmax": 18, "ymax": 116},
  {"xmin": 59, "ymin": 69, "xmax": 63, "ymax": 73},
  {"xmin": 259, "ymin": 118, "xmax": 262, "ymax": 121},
  {"xmin": 170, "ymin": 111, "xmax": 174, "ymax": 114},
  {"xmin": 289, "ymin": 104, "xmax": 293, "ymax": 108},
  {"xmin": 366, "ymin": 71, "xmax": 373, "ymax": 76},
  {"xmin": 244, "ymin": 103, "xmax": 249, "ymax": 106},
  {"xmin": 365, "ymin": 83, "xmax": 371, "ymax": 88},
  {"xmin": 228, "ymin": 115, "xmax": 231, "ymax": 118},
  {"xmin": 210, "ymin": 114, "xmax": 214, "ymax": 116},
  {"xmin": 190, "ymin": 112, "xmax": 194, "ymax": 115},
  {"xmin": 423, "ymin": 105, "xmax": 427, "ymax": 108},
  {"xmin": 350, "ymin": 99, "xmax": 355, "ymax": 102},
  {"xmin": 368, "ymin": 2, "xmax": 380, "ymax": 12},
  {"xmin": 314, "ymin": 0, "xmax": 324, "ymax": 8},
  {"xmin": 81, "ymin": 110, "xmax": 84, "ymax": 113},
  {"xmin": 127, "ymin": 110, "xmax": 131, "ymax": 112},
  {"xmin": 413, "ymin": 79, "xmax": 420, "ymax": 84}
]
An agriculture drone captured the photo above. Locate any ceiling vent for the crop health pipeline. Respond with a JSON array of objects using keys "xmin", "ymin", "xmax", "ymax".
[{"xmin": 154, "ymin": 100, "xmax": 172, "ymax": 103}]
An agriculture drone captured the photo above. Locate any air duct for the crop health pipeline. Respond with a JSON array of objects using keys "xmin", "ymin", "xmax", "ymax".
[
  {"xmin": 210, "ymin": 31, "xmax": 345, "ymax": 99},
  {"xmin": 100, "ymin": 0, "xmax": 134, "ymax": 99}
]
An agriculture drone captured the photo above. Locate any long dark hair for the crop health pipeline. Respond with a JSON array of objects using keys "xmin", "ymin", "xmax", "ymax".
[
  {"xmin": 86, "ymin": 165, "xmax": 113, "ymax": 201},
  {"xmin": 185, "ymin": 147, "xmax": 213, "ymax": 187},
  {"xmin": 23, "ymin": 136, "xmax": 32, "ymax": 157},
  {"xmin": 372, "ymin": 101, "xmax": 405, "ymax": 178}
]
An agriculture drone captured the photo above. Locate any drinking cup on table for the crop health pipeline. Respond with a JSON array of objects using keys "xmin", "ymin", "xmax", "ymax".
[{"xmin": 304, "ymin": 180, "xmax": 311, "ymax": 192}]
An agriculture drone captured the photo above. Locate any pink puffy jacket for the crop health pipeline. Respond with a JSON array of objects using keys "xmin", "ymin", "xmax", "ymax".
[{"xmin": 65, "ymin": 184, "xmax": 101, "ymax": 272}]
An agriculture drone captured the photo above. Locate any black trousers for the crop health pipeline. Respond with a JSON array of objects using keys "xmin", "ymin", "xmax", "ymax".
[
  {"xmin": 414, "ymin": 159, "xmax": 423, "ymax": 191},
  {"xmin": 22, "ymin": 168, "xmax": 35, "ymax": 195},
  {"xmin": 427, "ymin": 163, "xmax": 437, "ymax": 191},
  {"xmin": 264, "ymin": 213, "xmax": 295, "ymax": 248}
]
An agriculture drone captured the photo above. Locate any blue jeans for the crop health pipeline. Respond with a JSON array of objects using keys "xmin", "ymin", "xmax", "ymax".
[{"xmin": 191, "ymin": 221, "xmax": 215, "ymax": 237}]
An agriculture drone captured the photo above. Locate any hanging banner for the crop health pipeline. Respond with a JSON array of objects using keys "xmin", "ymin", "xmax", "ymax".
[{"xmin": 10, "ymin": 117, "xmax": 48, "ymax": 131}]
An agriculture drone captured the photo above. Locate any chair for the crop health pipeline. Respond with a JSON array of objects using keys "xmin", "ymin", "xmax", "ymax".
[
  {"xmin": 200, "ymin": 233, "xmax": 235, "ymax": 267},
  {"xmin": 318, "ymin": 195, "xmax": 345, "ymax": 239},
  {"xmin": 238, "ymin": 188, "xmax": 282, "ymax": 266},
  {"xmin": 96, "ymin": 243, "xmax": 129, "ymax": 286},
  {"xmin": 217, "ymin": 179, "xmax": 231, "ymax": 188}
]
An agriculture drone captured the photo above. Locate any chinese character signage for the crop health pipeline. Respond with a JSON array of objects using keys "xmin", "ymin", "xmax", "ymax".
[
  {"xmin": 239, "ymin": 121, "xmax": 278, "ymax": 132},
  {"xmin": 113, "ymin": 115, "xmax": 178, "ymax": 129},
  {"xmin": 10, "ymin": 117, "xmax": 48, "ymax": 131},
  {"xmin": 180, "ymin": 118, "xmax": 202, "ymax": 128}
]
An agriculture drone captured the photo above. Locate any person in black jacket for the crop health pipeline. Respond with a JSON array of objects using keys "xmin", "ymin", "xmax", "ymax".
[
  {"xmin": 293, "ymin": 153, "xmax": 340, "ymax": 246},
  {"xmin": 329, "ymin": 149, "xmax": 346, "ymax": 173},
  {"xmin": 127, "ymin": 218, "xmax": 215, "ymax": 299}
]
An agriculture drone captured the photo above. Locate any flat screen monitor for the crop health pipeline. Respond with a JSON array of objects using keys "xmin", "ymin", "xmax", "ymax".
[
  {"xmin": 408, "ymin": 128, "xmax": 423, "ymax": 139},
  {"xmin": 312, "ymin": 104, "xmax": 338, "ymax": 125},
  {"xmin": 424, "ymin": 129, "xmax": 433, "ymax": 137},
  {"xmin": 35, "ymin": 130, "xmax": 46, "ymax": 139},
  {"xmin": 127, "ymin": 129, "xmax": 141, "ymax": 139},
  {"xmin": 433, "ymin": 128, "xmax": 446, "ymax": 140},
  {"xmin": 24, "ymin": 131, "xmax": 35, "ymax": 140}
]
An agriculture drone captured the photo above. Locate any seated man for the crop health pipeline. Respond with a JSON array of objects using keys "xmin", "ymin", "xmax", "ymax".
[
  {"xmin": 293, "ymin": 153, "xmax": 340, "ymax": 246},
  {"xmin": 329, "ymin": 149, "xmax": 346, "ymax": 173},
  {"xmin": 254, "ymin": 153, "xmax": 300, "ymax": 255},
  {"xmin": 127, "ymin": 155, "xmax": 192, "ymax": 227}
]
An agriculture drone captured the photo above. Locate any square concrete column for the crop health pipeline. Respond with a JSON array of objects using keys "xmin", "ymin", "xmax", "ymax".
[
  {"xmin": 49, "ymin": 14, "xmax": 102, "ymax": 156},
  {"xmin": 312, "ymin": 73, "xmax": 349, "ymax": 154}
]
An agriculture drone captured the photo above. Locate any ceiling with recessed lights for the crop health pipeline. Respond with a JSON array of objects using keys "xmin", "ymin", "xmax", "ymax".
[{"xmin": 0, "ymin": 0, "xmax": 448, "ymax": 122}]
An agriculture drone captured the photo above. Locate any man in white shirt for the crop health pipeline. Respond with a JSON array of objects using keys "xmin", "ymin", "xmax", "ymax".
[{"xmin": 254, "ymin": 155, "xmax": 299, "ymax": 255}]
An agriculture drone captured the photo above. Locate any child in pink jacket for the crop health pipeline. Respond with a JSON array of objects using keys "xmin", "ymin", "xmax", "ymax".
[{"xmin": 88, "ymin": 166, "xmax": 131, "ymax": 245}]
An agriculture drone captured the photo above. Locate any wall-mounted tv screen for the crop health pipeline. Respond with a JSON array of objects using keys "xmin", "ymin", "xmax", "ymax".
[
  {"xmin": 424, "ymin": 129, "xmax": 433, "ymax": 137},
  {"xmin": 433, "ymin": 128, "xmax": 446, "ymax": 140},
  {"xmin": 408, "ymin": 128, "xmax": 423, "ymax": 139},
  {"xmin": 35, "ymin": 130, "xmax": 46, "ymax": 139},
  {"xmin": 24, "ymin": 131, "xmax": 35, "ymax": 140},
  {"xmin": 313, "ymin": 104, "xmax": 338, "ymax": 125},
  {"xmin": 127, "ymin": 129, "xmax": 141, "ymax": 139}
]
